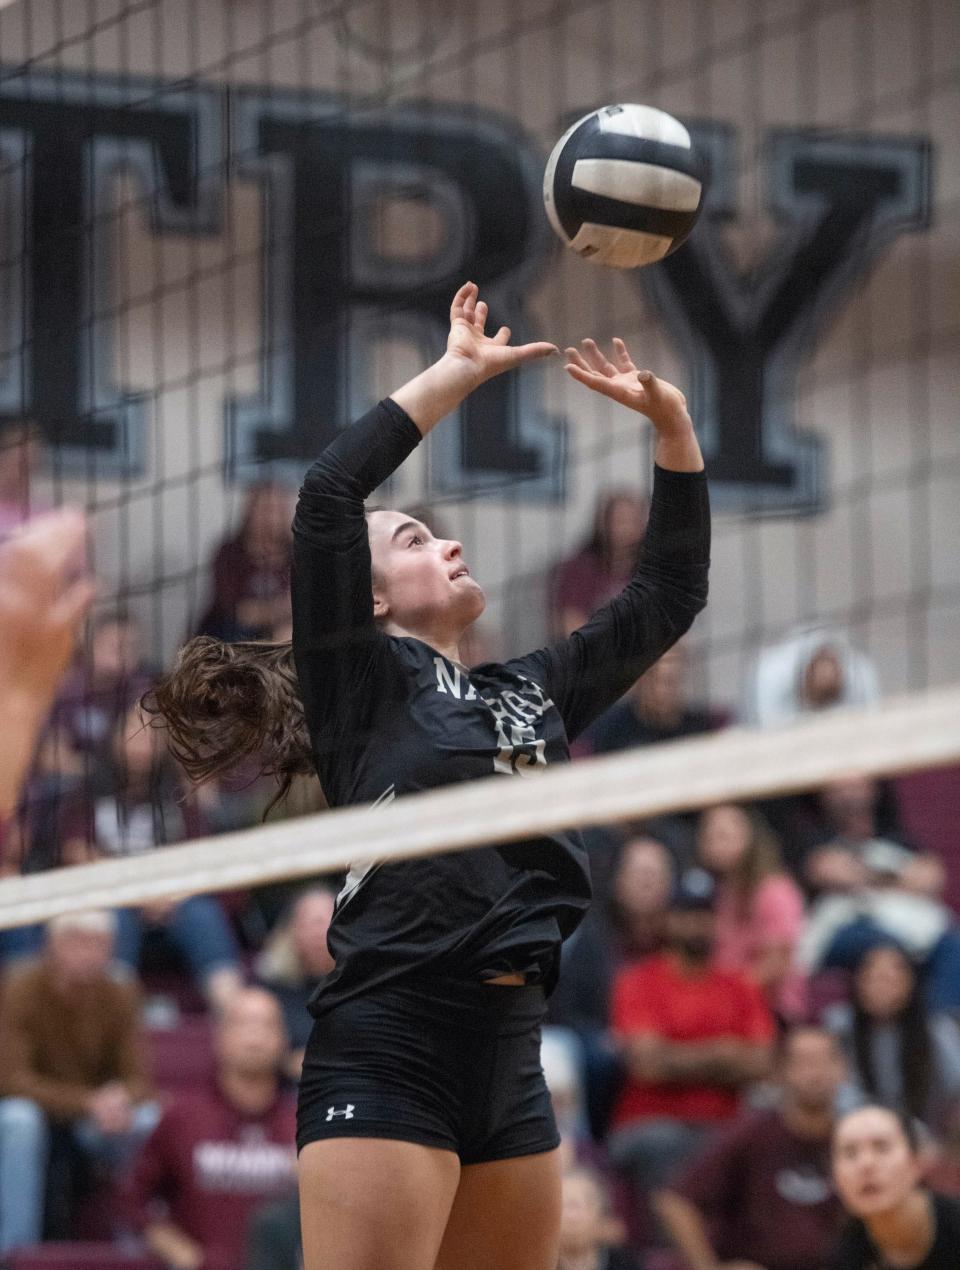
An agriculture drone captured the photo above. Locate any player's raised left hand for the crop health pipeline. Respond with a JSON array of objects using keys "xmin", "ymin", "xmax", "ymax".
[{"xmin": 564, "ymin": 337, "xmax": 691, "ymax": 437}]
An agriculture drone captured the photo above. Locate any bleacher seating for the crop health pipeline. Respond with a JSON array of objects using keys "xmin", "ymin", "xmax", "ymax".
[{"xmin": 146, "ymin": 1017, "xmax": 215, "ymax": 1094}]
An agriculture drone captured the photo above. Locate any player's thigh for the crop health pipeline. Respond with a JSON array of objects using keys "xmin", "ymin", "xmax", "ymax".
[
  {"xmin": 435, "ymin": 1147, "xmax": 563, "ymax": 1270},
  {"xmin": 299, "ymin": 1136, "xmax": 461, "ymax": 1270}
]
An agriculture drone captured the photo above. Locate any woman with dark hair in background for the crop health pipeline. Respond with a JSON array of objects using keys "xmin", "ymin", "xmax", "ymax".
[
  {"xmin": 550, "ymin": 486, "xmax": 649, "ymax": 639},
  {"xmin": 195, "ymin": 481, "xmax": 294, "ymax": 642},
  {"xmin": 147, "ymin": 281, "xmax": 709, "ymax": 1269},
  {"xmin": 826, "ymin": 942, "xmax": 960, "ymax": 1134},
  {"xmin": 831, "ymin": 1104, "xmax": 960, "ymax": 1269},
  {"xmin": 696, "ymin": 802, "xmax": 807, "ymax": 1021}
]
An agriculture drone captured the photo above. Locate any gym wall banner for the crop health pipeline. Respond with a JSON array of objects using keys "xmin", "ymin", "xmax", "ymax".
[{"xmin": 0, "ymin": 73, "xmax": 931, "ymax": 512}]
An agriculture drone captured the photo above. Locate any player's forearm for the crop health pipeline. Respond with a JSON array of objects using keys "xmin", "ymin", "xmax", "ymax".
[
  {"xmin": 653, "ymin": 413, "xmax": 704, "ymax": 472},
  {"xmin": 390, "ymin": 352, "xmax": 480, "ymax": 437},
  {"xmin": 654, "ymin": 1190, "xmax": 721, "ymax": 1270}
]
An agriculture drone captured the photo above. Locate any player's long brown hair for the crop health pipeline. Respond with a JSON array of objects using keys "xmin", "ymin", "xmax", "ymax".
[{"xmin": 141, "ymin": 635, "xmax": 314, "ymax": 812}]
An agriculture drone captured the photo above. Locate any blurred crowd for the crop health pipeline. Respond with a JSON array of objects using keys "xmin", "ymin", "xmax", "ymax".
[{"xmin": 1, "ymin": 421, "xmax": 960, "ymax": 1270}]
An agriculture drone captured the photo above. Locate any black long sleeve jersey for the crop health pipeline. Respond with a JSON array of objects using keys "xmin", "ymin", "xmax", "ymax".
[{"xmin": 291, "ymin": 398, "xmax": 710, "ymax": 1016}]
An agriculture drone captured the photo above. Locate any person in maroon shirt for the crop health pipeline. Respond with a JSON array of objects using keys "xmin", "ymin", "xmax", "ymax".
[
  {"xmin": 656, "ymin": 1025, "xmax": 847, "ymax": 1270},
  {"xmin": 127, "ymin": 987, "xmax": 296, "ymax": 1270},
  {"xmin": 195, "ymin": 482, "xmax": 293, "ymax": 642},
  {"xmin": 549, "ymin": 487, "xmax": 649, "ymax": 639}
]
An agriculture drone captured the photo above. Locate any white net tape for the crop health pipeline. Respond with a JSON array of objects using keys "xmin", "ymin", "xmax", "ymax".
[{"xmin": 2, "ymin": 685, "xmax": 959, "ymax": 931}]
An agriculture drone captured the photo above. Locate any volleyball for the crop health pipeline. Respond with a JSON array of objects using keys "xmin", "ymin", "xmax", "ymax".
[{"xmin": 543, "ymin": 103, "xmax": 706, "ymax": 268}]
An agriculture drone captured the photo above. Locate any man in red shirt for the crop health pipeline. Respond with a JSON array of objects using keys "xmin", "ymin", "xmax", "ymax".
[
  {"xmin": 608, "ymin": 868, "xmax": 775, "ymax": 1238},
  {"xmin": 656, "ymin": 1025, "xmax": 847, "ymax": 1270},
  {"xmin": 127, "ymin": 987, "xmax": 296, "ymax": 1270}
]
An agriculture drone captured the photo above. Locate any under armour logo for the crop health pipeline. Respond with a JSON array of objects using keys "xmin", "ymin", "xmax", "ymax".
[{"xmin": 325, "ymin": 1104, "xmax": 355, "ymax": 1121}]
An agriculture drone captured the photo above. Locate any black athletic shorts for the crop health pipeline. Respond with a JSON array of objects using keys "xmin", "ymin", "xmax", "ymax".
[{"xmin": 296, "ymin": 974, "xmax": 559, "ymax": 1165}]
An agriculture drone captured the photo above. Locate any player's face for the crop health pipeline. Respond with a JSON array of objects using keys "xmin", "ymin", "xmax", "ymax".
[
  {"xmin": 367, "ymin": 510, "xmax": 485, "ymax": 638},
  {"xmin": 832, "ymin": 1107, "xmax": 921, "ymax": 1218}
]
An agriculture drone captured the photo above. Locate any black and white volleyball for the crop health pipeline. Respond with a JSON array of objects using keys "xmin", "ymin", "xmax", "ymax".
[{"xmin": 543, "ymin": 104, "xmax": 706, "ymax": 268}]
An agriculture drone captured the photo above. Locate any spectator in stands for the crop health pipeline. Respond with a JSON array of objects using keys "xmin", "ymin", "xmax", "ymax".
[
  {"xmin": 548, "ymin": 829, "xmax": 680, "ymax": 1144},
  {"xmin": 760, "ymin": 772, "xmax": 907, "ymax": 890},
  {"xmin": 607, "ymin": 868, "xmax": 775, "ymax": 1236},
  {"xmin": 824, "ymin": 943, "xmax": 960, "ymax": 1135},
  {"xmin": 558, "ymin": 1167, "xmax": 642, "ymax": 1270},
  {"xmin": 587, "ymin": 644, "xmax": 718, "ymax": 756},
  {"xmin": 742, "ymin": 624, "xmax": 879, "ymax": 730},
  {"xmin": 609, "ymin": 830, "xmax": 678, "ymax": 962},
  {"xmin": 127, "ymin": 986, "xmax": 297, "ymax": 1270},
  {"xmin": 549, "ymin": 829, "xmax": 677, "ymax": 1042},
  {"xmin": 92, "ymin": 703, "xmax": 244, "ymax": 1012},
  {"xmin": 254, "ymin": 885, "xmax": 336, "ymax": 1079},
  {"xmin": 0, "ymin": 910, "xmax": 157, "ymax": 1254},
  {"xmin": 550, "ymin": 487, "xmax": 648, "ymax": 638},
  {"xmin": 195, "ymin": 481, "xmax": 293, "ymax": 642},
  {"xmin": 696, "ymin": 802, "xmax": 807, "ymax": 1021},
  {"xmin": 798, "ymin": 775, "xmax": 908, "ymax": 895},
  {"xmin": 656, "ymin": 1024, "xmax": 846, "ymax": 1270},
  {"xmin": 798, "ymin": 843, "xmax": 960, "ymax": 1013},
  {"xmin": 53, "ymin": 610, "xmax": 158, "ymax": 762},
  {"xmin": 830, "ymin": 1105, "xmax": 960, "ymax": 1269}
]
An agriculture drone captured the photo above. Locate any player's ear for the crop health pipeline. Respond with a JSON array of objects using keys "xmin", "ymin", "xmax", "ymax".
[{"xmin": 372, "ymin": 586, "xmax": 389, "ymax": 621}]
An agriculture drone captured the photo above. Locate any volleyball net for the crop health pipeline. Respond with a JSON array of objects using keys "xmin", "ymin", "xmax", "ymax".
[
  {"xmin": 0, "ymin": 0, "xmax": 957, "ymax": 898},
  {"xmin": 2, "ymin": 685, "xmax": 958, "ymax": 931}
]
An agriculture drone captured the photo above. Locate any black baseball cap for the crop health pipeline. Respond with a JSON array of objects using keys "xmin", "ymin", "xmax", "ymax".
[{"xmin": 669, "ymin": 867, "xmax": 716, "ymax": 911}]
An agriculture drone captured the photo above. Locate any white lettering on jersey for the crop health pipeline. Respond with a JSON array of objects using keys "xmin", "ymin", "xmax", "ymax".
[
  {"xmin": 481, "ymin": 675, "xmax": 553, "ymax": 777},
  {"xmin": 192, "ymin": 1127, "xmax": 295, "ymax": 1193},
  {"xmin": 434, "ymin": 657, "xmax": 478, "ymax": 700},
  {"xmin": 432, "ymin": 659, "xmax": 554, "ymax": 776}
]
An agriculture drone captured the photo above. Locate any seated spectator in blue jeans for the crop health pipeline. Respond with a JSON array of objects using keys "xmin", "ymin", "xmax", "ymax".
[
  {"xmin": 92, "ymin": 703, "xmax": 243, "ymax": 1011},
  {"xmin": 798, "ymin": 838, "xmax": 960, "ymax": 1014},
  {"xmin": 656, "ymin": 1025, "xmax": 847, "ymax": 1270},
  {"xmin": 254, "ymin": 885, "xmax": 336, "ymax": 1079},
  {"xmin": 0, "ymin": 910, "xmax": 159, "ymax": 1253}
]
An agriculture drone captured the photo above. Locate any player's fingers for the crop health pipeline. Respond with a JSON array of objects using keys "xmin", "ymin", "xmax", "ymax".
[
  {"xmin": 612, "ymin": 338, "xmax": 636, "ymax": 373},
  {"xmin": 581, "ymin": 338, "xmax": 617, "ymax": 378},
  {"xmin": 511, "ymin": 341, "xmax": 559, "ymax": 365},
  {"xmin": 475, "ymin": 300, "xmax": 488, "ymax": 334},
  {"xmin": 449, "ymin": 280, "xmax": 475, "ymax": 322},
  {"xmin": 564, "ymin": 346, "xmax": 590, "ymax": 372},
  {"xmin": 462, "ymin": 285, "xmax": 478, "ymax": 322},
  {"xmin": 493, "ymin": 325, "xmax": 512, "ymax": 344},
  {"xmin": 564, "ymin": 362, "xmax": 620, "ymax": 398}
]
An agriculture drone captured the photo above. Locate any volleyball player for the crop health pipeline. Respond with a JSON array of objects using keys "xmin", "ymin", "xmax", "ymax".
[{"xmin": 150, "ymin": 281, "xmax": 708, "ymax": 1269}]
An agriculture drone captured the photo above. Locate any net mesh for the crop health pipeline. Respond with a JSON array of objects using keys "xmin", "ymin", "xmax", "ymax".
[{"xmin": 0, "ymin": 0, "xmax": 957, "ymax": 889}]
